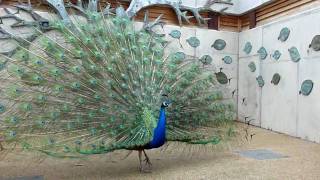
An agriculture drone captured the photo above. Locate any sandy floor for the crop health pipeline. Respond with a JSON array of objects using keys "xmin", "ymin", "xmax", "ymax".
[{"xmin": 0, "ymin": 124, "xmax": 320, "ymax": 180}]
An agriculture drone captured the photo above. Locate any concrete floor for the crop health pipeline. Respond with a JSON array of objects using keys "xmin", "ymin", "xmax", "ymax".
[{"xmin": 0, "ymin": 124, "xmax": 320, "ymax": 180}]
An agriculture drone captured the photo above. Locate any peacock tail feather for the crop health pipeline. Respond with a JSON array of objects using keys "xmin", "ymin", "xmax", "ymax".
[{"xmin": 0, "ymin": 7, "xmax": 236, "ymax": 158}]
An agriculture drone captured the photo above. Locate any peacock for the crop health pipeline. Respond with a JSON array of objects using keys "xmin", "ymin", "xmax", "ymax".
[{"xmin": 0, "ymin": 2, "xmax": 237, "ymax": 172}]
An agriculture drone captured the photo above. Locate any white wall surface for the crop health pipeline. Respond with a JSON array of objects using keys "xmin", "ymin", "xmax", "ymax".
[{"xmin": 238, "ymin": 7, "xmax": 320, "ymax": 143}]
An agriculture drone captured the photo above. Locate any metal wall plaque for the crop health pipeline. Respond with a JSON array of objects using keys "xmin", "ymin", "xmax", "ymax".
[
  {"xmin": 186, "ymin": 37, "xmax": 200, "ymax": 48},
  {"xmin": 212, "ymin": 39, "xmax": 226, "ymax": 50},
  {"xmin": 299, "ymin": 80, "xmax": 314, "ymax": 96},
  {"xmin": 272, "ymin": 50, "xmax": 281, "ymax": 60},
  {"xmin": 288, "ymin": 47, "xmax": 301, "ymax": 62},
  {"xmin": 256, "ymin": 75, "xmax": 265, "ymax": 87},
  {"xmin": 215, "ymin": 70, "xmax": 228, "ymax": 84},
  {"xmin": 278, "ymin": 27, "xmax": 290, "ymax": 42},
  {"xmin": 243, "ymin": 42, "xmax": 252, "ymax": 55},
  {"xmin": 172, "ymin": 52, "xmax": 186, "ymax": 62},
  {"xmin": 309, "ymin": 35, "xmax": 320, "ymax": 51},
  {"xmin": 222, "ymin": 56, "xmax": 232, "ymax": 64},
  {"xmin": 200, "ymin": 55, "xmax": 213, "ymax": 65},
  {"xmin": 271, "ymin": 73, "xmax": 281, "ymax": 85},
  {"xmin": 169, "ymin": 30, "xmax": 181, "ymax": 39},
  {"xmin": 248, "ymin": 62, "xmax": 256, "ymax": 72},
  {"xmin": 257, "ymin": 47, "xmax": 268, "ymax": 60}
]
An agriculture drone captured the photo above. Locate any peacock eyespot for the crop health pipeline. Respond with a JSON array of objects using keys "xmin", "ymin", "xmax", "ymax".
[
  {"xmin": 62, "ymin": 104, "xmax": 70, "ymax": 112},
  {"xmin": 50, "ymin": 111, "xmax": 60, "ymax": 120},
  {"xmin": 89, "ymin": 79, "xmax": 98, "ymax": 86},
  {"xmin": 88, "ymin": 111, "xmax": 96, "ymax": 118},
  {"xmin": 77, "ymin": 97, "xmax": 86, "ymax": 104},
  {"xmin": 0, "ymin": 62, "xmax": 5, "ymax": 71},
  {"xmin": 0, "ymin": 104, "xmax": 5, "ymax": 113},
  {"xmin": 9, "ymin": 131, "xmax": 16, "ymax": 137},
  {"xmin": 99, "ymin": 107, "xmax": 108, "ymax": 114},
  {"xmin": 75, "ymin": 140, "xmax": 82, "ymax": 146},
  {"xmin": 63, "ymin": 146, "xmax": 71, "ymax": 153},
  {"xmin": 94, "ymin": 94, "xmax": 101, "ymax": 101},
  {"xmin": 48, "ymin": 138, "xmax": 55, "ymax": 145},
  {"xmin": 35, "ymin": 60, "xmax": 44, "ymax": 65},
  {"xmin": 37, "ymin": 95, "xmax": 47, "ymax": 102},
  {"xmin": 21, "ymin": 103, "xmax": 32, "ymax": 112},
  {"xmin": 72, "ymin": 66, "xmax": 81, "ymax": 73},
  {"xmin": 10, "ymin": 116, "xmax": 19, "ymax": 124},
  {"xmin": 71, "ymin": 82, "xmax": 81, "ymax": 89},
  {"xmin": 54, "ymin": 85, "xmax": 64, "ymax": 93}
]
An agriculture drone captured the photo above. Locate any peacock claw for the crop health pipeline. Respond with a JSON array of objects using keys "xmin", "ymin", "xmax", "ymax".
[
  {"xmin": 139, "ymin": 160, "xmax": 152, "ymax": 172},
  {"xmin": 144, "ymin": 158, "xmax": 152, "ymax": 168}
]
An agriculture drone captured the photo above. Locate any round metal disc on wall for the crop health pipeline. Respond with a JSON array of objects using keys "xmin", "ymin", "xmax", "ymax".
[
  {"xmin": 271, "ymin": 73, "xmax": 281, "ymax": 85},
  {"xmin": 256, "ymin": 75, "xmax": 265, "ymax": 87},
  {"xmin": 212, "ymin": 39, "xmax": 226, "ymax": 50},
  {"xmin": 200, "ymin": 55, "xmax": 213, "ymax": 65},
  {"xmin": 215, "ymin": 72, "xmax": 228, "ymax": 84},
  {"xmin": 278, "ymin": 27, "xmax": 290, "ymax": 42},
  {"xmin": 309, "ymin": 35, "xmax": 320, "ymax": 51},
  {"xmin": 299, "ymin": 80, "xmax": 314, "ymax": 96}
]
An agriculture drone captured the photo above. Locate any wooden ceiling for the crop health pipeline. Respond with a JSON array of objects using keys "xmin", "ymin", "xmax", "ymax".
[{"xmin": 0, "ymin": 0, "xmax": 318, "ymax": 32}]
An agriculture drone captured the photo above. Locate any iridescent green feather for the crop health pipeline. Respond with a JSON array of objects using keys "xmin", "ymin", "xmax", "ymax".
[{"xmin": 0, "ymin": 10, "xmax": 235, "ymax": 157}]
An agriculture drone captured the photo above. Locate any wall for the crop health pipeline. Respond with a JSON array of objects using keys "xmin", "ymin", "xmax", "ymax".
[{"xmin": 238, "ymin": 7, "xmax": 320, "ymax": 143}]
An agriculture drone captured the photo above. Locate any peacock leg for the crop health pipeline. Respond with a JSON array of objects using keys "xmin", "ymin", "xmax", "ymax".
[
  {"xmin": 138, "ymin": 150, "xmax": 143, "ymax": 172},
  {"xmin": 142, "ymin": 149, "xmax": 152, "ymax": 171}
]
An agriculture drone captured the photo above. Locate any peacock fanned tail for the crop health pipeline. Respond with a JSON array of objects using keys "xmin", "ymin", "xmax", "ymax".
[{"xmin": 0, "ymin": 8, "xmax": 236, "ymax": 158}]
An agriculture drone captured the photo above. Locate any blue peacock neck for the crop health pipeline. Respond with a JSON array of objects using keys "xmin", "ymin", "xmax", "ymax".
[{"xmin": 145, "ymin": 106, "xmax": 166, "ymax": 149}]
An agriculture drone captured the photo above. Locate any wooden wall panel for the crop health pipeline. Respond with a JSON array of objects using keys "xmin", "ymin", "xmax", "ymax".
[{"xmin": 240, "ymin": 0, "xmax": 316, "ymax": 30}]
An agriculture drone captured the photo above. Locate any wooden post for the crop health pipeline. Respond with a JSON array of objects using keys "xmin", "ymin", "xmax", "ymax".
[
  {"xmin": 237, "ymin": 16, "xmax": 242, "ymax": 32},
  {"xmin": 208, "ymin": 12, "xmax": 219, "ymax": 30},
  {"xmin": 248, "ymin": 10, "xmax": 256, "ymax": 29}
]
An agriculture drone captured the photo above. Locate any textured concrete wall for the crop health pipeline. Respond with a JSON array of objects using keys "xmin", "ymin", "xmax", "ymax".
[{"xmin": 238, "ymin": 7, "xmax": 320, "ymax": 143}]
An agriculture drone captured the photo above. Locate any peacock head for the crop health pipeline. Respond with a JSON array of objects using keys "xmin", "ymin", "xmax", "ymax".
[{"xmin": 161, "ymin": 94, "xmax": 171, "ymax": 108}]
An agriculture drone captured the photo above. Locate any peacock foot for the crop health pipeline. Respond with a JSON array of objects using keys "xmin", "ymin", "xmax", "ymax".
[
  {"xmin": 138, "ymin": 150, "xmax": 152, "ymax": 172},
  {"xmin": 139, "ymin": 163, "xmax": 152, "ymax": 173},
  {"xmin": 143, "ymin": 157, "xmax": 153, "ymax": 172}
]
